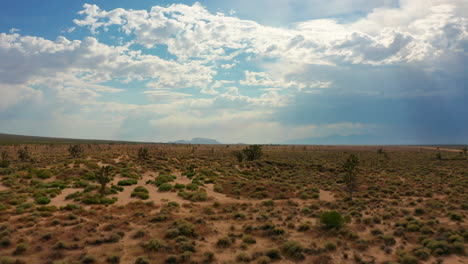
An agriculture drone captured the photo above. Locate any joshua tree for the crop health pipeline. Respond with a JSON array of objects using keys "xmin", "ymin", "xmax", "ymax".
[
  {"xmin": 0, "ymin": 151, "xmax": 10, "ymax": 168},
  {"xmin": 243, "ymin": 145, "xmax": 263, "ymax": 161},
  {"xmin": 17, "ymin": 147, "xmax": 30, "ymax": 162},
  {"xmin": 343, "ymin": 154, "xmax": 359, "ymax": 201},
  {"xmin": 68, "ymin": 144, "xmax": 84, "ymax": 158},
  {"xmin": 138, "ymin": 147, "xmax": 149, "ymax": 160},
  {"xmin": 462, "ymin": 148, "xmax": 467, "ymax": 159},
  {"xmin": 96, "ymin": 166, "xmax": 112, "ymax": 197}
]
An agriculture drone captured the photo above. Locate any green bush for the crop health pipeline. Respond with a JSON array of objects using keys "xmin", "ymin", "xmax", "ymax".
[
  {"xmin": 143, "ymin": 239, "xmax": 166, "ymax": 252},
  {"xmin": 282, "ymin": 241, "xmax": 304, "ymax": 260},
  {"xmin": 35, "ymin": 196, "xmax": 51, "ymax": 205},
  {"xmin": 158, "ymin": 183, "xmax": 173, "ymax": 192},
  {"xmin": 36, "ymin": 170, "xmax": 52, "ymax": 179},
  {"xmin": 154, "ymin": 175, "xmax": 176, "ymax": 187},
  {"xmin": 131, "ymin": 186, "xmax": 149, "ymax": 199},
  {"xmin": 320, "ymin": 211, "xmax": 344, "ymax": 229},
  {"xmin": 117, "ymin": 179, "xmax": 137, "ymax": 186},
  {"xmin": 186, "ymin": 183, "xmax": 199, "ymax": 191}
]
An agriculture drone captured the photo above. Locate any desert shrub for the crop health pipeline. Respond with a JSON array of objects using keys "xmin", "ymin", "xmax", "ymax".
[
  {"xmin": 413, "ymin": 248, "xmax": 430, "ymax": 260},
  {"xmin": 424, "ymin": 239, "xmax": 449, "ymax": 255},
  {"xmin": 165, "ymin": 228, "xmax": 180, "ymax": 239},
  {"xmin": 81, "ymin": 255, "xmax": 96, "ymax": 264},
  {"xmin": 117, "ymin": 179, "xmax": 137, "ymax": 186},
  {"xmin": 0, "ymin": 236, "xmax": 11, "ymax": 247},
  {"xmin": 134, "ymin": 257, "xmax": 150, "ymax": 264},
  {"xmin": 414, "ymin": 208, "xmax": 425, "ymax": 216},
  {"xmin": 165, "ymin": 255, "xmax": 178, "ymax": 264},
  {"xmin": 320, "ymin": 211, "xmax": 344, "ymax": 229},
  {"xmin": 13, "ymin": 243, "xmax": 27, "ymax": 255},
  {"xmin": 35, "ymin": 196, "xmax": 51, "ymax": 205},
  {"xmin": 382, "ymin": 234, "xmax": 396, "ymax": 246},
  {"xmin": 174, "ymin": 183, "xmax": 185, "ymax": 189},
  {"xmin": 106, "ymin": 255, "xmax": 120, "ymax": 264},
  {"xmin": 243, "ymin": 235, "xmax": 256, "ymax": 244},
  {"xmin": 178, "ymin": 190, "xmax": 207, "ymax": 201},
  {"xmin": 171, "ymin": 219, "xmax": 197, "ymax": 238},
  {"xmin": 186, "ymin": 183, "xmax": 199, "ymax": 191},
  {"xmin": 282, "ymin": 241, "xmax": 304, "ymax": 260},
  {"xmin": 213, "ymin": 184, "xmax": 223, "ymax": 193},
  {"xmin": 256, "ymin": 256, "xmax": 271, "ymax": 264},
  {"xmin": 150, "ymin": 213, "xmax": 169, "ymax": 222},
  {"xmin": 298, "ymin": 222, "xmax": 311, "ymax": 232},
  {"xmin": 154, "ymin": 174, "xmax": 176, "ymax": 186},
  {"xmin": 133, "ymin": 230, "xmax": 146, "ymax": 239},
  {"xmin": 216, "ymin": 237, "xmax": 232, "ymax": 248},
  {"xmin": 449, "ymin": 212, "xmax": 463, "ymax": 221},
  {"xmin": 0, "ymin": 152, "xmax": 9, "ymax": 168},
  {"xmin": 158, "ymin": 183, "xmax": 173, "ymax": 192},
  {"xmin": 81, "ymin": 194, "xmax": 117, "ymax": 205},
  {"xmin": 236, "ymin": 252, "xmax": 251, "ymax": 262},
  {"xmin": 36, "ymin": 169, "xmax": 52, "ymax": 179},
  {"xmin": 399, "ymin": 254, "xmax": 418, "ymax": 264},
  {"xmin": 131, "ymin": 186, "xmax": 149, "ymax": 199},
  {"xmin": 325, "ymin": 241, "xmax": 337, "ymax": 251},
  {"xmin": 143, "ymin": 239, "xmax": 167, "ymax": 252}
]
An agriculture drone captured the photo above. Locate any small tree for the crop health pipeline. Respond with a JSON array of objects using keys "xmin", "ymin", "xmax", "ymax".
[
  {"xmin": 138, "ymin": 147, "xmax": 149, "ymax": 160},
  {"xmin": 68, "ymin": 144, "xmax": 84, "ymax": 158},
  {"xmin": 96, "ymin": 166, "xmax": 112, "ymax": 197},
  {"xmin": 0, "ymin": 151, "xmax": 10, "ymax": 168},
  {"xmin": 17, "ymin": 147, "xmax": 30, "ymax": 162},
  {"xmin": 232, "ymin": 150, "xmax": 244, "ymax": 163},
  {"xmin": 320, "ymin": 211, "xmax": 344, "ymax": 229},
  {"xmin": 343, "ymin": 154, "xmax": 359, "ymax": 200},
  {"xmin": 243, "ymin": 145, "xmax": 263, "ymax": 161}
]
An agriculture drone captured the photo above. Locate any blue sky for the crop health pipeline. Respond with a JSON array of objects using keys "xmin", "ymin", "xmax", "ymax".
[{"xmin": 0, "ymin": 0, "xmax": 467, "ymax": 144}]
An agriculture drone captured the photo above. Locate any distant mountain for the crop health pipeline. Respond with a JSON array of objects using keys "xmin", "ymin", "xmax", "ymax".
[{"xmin": 170, "ymin": 137, "xmax": 221, "ymax": 144}]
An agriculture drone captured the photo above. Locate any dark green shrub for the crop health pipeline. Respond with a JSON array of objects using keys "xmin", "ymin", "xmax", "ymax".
[
  {"xmin": 158, "ymin": 183, "xmax": 173, "ymax": 192},
  {"xmin": 35, "ymin": 196, "xmax": 51, "ymax": 205},
  {"xmin": 36, "ymin": 170, "xmax": 52, "ymax": 179},
  {"xmin": 117, "ymin": 179, "xmax": 137, "ymax": 186},
  {"xmin": 265, "ymin": 248, "xmax": 281, "ymax": 260},
  {"xmin": 320, "ymin": 211, "xmax": 344, "ymax": 229}
]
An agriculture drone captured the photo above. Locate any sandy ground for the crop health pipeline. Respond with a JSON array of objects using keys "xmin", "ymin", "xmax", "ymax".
[
  {"xmin": 319, "ymin": 189, "xmax": 336, "ymax": 202},
  {"xmin": 0, "ymin": 183, "xmax": 9, "ymax": 191},
  {"xmin": 421, "ymin": 147, "xmax": 463, "ymax": 152},
  {"xmin": 49, "ymin": 188, "xmax": 83, "ymax": 207}
]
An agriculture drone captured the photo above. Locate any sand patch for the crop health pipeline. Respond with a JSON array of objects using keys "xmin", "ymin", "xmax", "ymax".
[
  {"xmin": 319, "ymin": 189, "xmax": 336, "ymax": 202},
  {"xmin": 49, "ymin": 188, "xmax": 82, "ymax": 207}
]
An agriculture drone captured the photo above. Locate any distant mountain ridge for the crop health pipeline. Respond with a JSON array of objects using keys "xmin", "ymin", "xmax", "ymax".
[{"xmin": 169, "ymin": 137, "xmax": 221, "ymax": 144}]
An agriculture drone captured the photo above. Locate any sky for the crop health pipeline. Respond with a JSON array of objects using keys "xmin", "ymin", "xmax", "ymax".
[{"xmin": 0, "ymin": 0, "xmax": 467, "ymax": 144}]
